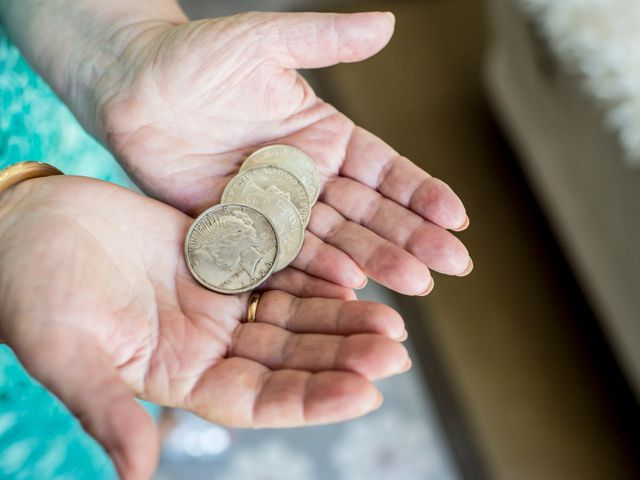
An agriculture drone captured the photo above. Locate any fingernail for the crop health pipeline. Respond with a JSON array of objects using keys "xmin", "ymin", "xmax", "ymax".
[
  {"xmin": 458, "ymin": 258, "xmax": 474, "ymax": 277},
  {"xmin": 453, "ymin": 215, "xmax": 470, "ymax": 232},
  {"xmin": 397, "ymin": 329, "xmax": 408, "ymax": 342},
  {"xmin": 357, "ymin": 277, "xmax": 369, "ymax": 290},
  {"xmin": 402, "ymin": 358, "xmax": 413, "ymax": 372},
  {"xmin": 384, "ymin": 11, "xmax": 396, "ymax": 24},
  {"xmin": 418, "ymin": 278, "xmax": 434, "ymax": 296},
  {"xmin": 372, "ymin": 392, "xmax": 384, "ymax": 410}
]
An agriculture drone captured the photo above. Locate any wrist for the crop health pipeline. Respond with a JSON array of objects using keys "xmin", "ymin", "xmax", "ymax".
[
  {"xmin": 74, "ymin": 19, "xmax": 182, "ymax": 141},
  {"xmin": 0, "ymin": 164, "xmax": 64, "ymax": 344},
  {"xmin": 0, "ymin": 183, "xmax": 27, "ymax": 346},
  {"xmin": 0, "ymin": 181, "xmax": 27, "ymax": 346},
  {"xmin": 0, "ymin": 1, "xmax": 188, "ymax": 139},
  {"xmin": 71, "ymin": 2, "xmax": 189, "ymax": 140}
]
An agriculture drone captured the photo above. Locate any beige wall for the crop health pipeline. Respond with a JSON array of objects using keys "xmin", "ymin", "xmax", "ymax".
[{"xmin": 179, "ymin": 0, "xmax": 350, "ymax": 18}]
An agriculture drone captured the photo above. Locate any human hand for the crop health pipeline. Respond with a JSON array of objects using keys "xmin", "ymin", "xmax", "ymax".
[
  {"xmin": 98, "ymin": 11, "xmax": 472, "ymax": 296},
  {"xmin": 0, "ymin": 176, "xmax": 410, "ymax": 479}
]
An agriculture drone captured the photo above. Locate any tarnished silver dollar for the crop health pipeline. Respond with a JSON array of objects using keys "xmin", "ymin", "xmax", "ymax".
[
  {"xmin": 184, "ymin": 204, "xmax": 279, "ymax": 294},
  {"xmin": 222, "ymin": 188, "xmax": 304, "ymax": 271},
  {"xmin": 223, "ymin": 165, "xmax": 311, "ymax": 224},
  {"xmin": 241, "ymin": 145, "xmax": 321, "ymax": 205}
]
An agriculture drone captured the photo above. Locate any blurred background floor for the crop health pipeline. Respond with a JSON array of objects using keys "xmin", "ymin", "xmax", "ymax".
[{"xmin": 172, "ymin": 1, "xmax": 640, "ymax": 479}]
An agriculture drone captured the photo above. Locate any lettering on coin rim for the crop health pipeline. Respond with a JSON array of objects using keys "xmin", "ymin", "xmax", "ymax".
[
  {"xmin": 183, "ymin": 203, "xmax": 280, "ymax": 294},
  {"xmin": 242, "ymin": 144, "xmax": 321, "ymax": 204}
]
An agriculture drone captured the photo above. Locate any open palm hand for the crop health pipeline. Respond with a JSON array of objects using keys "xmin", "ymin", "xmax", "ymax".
[
  {"xmin": 99, "ymin": 12, "xmax": 472, "ymax": 296},
  {"xmin": 0, "ymin": 176, "xmax": 409, "ymax": 479}
]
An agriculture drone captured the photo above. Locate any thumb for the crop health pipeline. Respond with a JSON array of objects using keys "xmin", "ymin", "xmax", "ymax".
[
  {"xmin": 262, "ymin": 11, "xmax": 396, "ymax": 69},
  {"xmin": 12, "ymin": 325, "xmax": 158, "ymax": 480}
]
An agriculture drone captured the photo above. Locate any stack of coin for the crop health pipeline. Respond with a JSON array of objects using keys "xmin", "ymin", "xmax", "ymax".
[{"xmin": 184, "ymin": 145, "xmax": 321, "ymax": 294}]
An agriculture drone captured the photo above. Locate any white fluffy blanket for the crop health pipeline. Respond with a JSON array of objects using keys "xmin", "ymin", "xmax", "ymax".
[{"xmin": 519, "ymin": 0, "xmax": 640, "ymax": 165}]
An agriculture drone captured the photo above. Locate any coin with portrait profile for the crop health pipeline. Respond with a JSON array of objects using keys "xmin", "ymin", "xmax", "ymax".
[
  {"xmin": 184, "ymin": 204, "xmax": 279, "ymax": 294},
  {"xmin": 221, "ymin": 187, "xmax": 304, "ymax": 271},
  {"xmin": 223, "ymin": 165, "xmax": 311, "ymax": 224},
  {"xmin": 241, "ymin": 145, "xmax": 321, "ymax": 205}
]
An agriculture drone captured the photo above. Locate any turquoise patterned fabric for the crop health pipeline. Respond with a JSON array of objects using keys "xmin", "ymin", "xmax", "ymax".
[
  {"xmin": 0, "ymin": 346, "xmax": 116, "ymax": 480},
  {"xmin": 0, "ymin": 25, "xmax": 134, "ymax": 184},
  {"xmin": 0, "ymin": 24, "xmax": 150, "ymax": 479}
]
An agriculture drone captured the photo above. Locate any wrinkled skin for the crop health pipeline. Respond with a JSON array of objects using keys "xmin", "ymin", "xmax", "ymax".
[
  {"xmin": 97, "ymin": 12, "xmax": 472, "ymax": 296},
  {"xmin": 0, "ymin": 176, "xmax": 410, "ymax": 479},
  {"xmin": 0, "ymin": 10, "xmax": 474, "ymax": 480}
]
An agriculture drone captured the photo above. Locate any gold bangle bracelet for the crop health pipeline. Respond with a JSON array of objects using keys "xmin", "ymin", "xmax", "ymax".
[{"xmin": 0, "ymin": 161, "xmax": 64, "ymax": 196}]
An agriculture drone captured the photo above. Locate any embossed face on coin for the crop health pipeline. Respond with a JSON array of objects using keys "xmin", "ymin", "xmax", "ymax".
[
  {"xmin": 184, "ymin": 204, "xmax": 278, "ymax": 294},
  {"xmin": 223, "ymin": 165, "xmax": 311, "ymax": 223},
  {"xmin": 222, "ymin": 187, "xmax": 304, "ymax": 271},
  {"xmin": 241, "ymin": 145, "xmax": 321, "ymax": 205}
]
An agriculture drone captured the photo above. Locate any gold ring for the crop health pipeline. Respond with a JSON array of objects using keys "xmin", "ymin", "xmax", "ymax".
[
  {"xmin": 246, "ymin": 292, "xmax": 261, "ymax": 323},
  {"xmin": 0, "ymin": 161, "xmax": 63, "ymax": 195}
]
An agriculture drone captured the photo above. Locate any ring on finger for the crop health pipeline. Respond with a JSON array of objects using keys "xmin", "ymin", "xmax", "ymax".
[{"xmin": 246, "ymin": 292, "xmax": 261, "ymax": 323}]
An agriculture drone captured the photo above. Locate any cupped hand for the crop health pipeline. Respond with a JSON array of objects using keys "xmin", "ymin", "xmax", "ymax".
[
  {"xmin": 99, "ymin": 11, "xmax": 472, "ymax": 297},
  {"xmin": 0, "ymin": 176, "xmax": 410, "ymax": 479}
]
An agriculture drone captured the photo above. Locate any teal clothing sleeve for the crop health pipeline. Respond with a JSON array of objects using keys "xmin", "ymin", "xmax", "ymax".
[
  {"xmin": 0, "ymin": 24, "xmax": 158, "ymax": 479},
  {"xmin": 0, "ymin": 24, "xmax": 134, "ymax": 187},
  {"xmin": 0, "ymin": 346, "xmax": 117, "ymax": 480}
]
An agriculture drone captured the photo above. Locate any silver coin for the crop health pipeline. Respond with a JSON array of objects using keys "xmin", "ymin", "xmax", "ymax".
[
  {"xmin": 223, "ymin": 165, "xmax": 311, "ymax": 223},
  {"xmin": 184, "ymin": 204, "xmax": 279, "ymax": 294},
  {"xmin": 241, "ymin": 145, "xmax": 321, "ymax": 205},
  {"xmin": 222, "ymin": 188, "xmax": 304, "ymax": 271}
]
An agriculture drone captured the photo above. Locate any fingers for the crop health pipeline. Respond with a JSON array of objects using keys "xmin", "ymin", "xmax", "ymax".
[
  {"xmin": 259, "ymin": 12, "xmax": 396, "ymax": 69},
  {"xmin": 186, "ymin": 357, "xmax": 383, "ymax": 428},
  {"xmin": 13, "ymin": 325, "xmax": 157, "ymax": 480},
  {"xmin": 290, "ymin": 231, "xmax": 367, "ymax": 288},
  {"xmin": 323, "ymin": 176, "xmax": 471, "ymax": 275},
  {"xmin": 308, "ymin": 202, "xmax": 432, "ymax": 295},
  {"xmin": 263, "ymin": 267, "xmax": 357, "ymax": 300},
  {"xmin": 272, "ymin": 111, "xmax": 471, "ymax": 292},
  {"xmin": 339, "ymin": 127, "xmax": 468, "ymax": 230},
  {"xmin": 253, "ymin": 290, "xmax": 406, "ymax": 339},
  {"xmin": 229, "ymin": 323, "xmax": 409, "ymax": 381}
]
